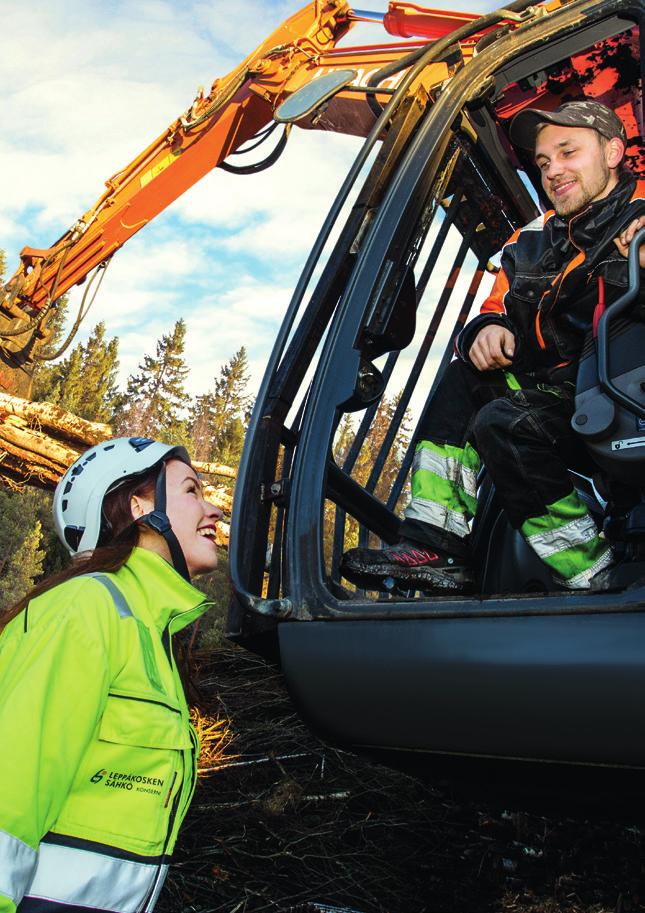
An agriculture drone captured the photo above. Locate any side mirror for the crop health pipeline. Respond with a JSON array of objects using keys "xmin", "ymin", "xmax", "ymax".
[{"xmin": 339, "ymin": 358, "xmax": 386, "ymax": 412}]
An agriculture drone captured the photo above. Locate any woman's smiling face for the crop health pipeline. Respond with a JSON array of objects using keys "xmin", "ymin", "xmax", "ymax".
[{"xmin": 133, "ymin": 458, "xmax": 223, "ymax": 578}]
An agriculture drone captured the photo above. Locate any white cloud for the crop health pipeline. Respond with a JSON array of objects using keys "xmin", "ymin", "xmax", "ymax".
[
  {"xmin": 0, "ymin": 1, "xmax": 222, "ymax": 248},
  {"xmin": 182, "ymin": 280, "xmax": 294, "ymax": 393},
  {"xmin": 175, "ymin": 129, "xmax": 362, "ymax": 238}
]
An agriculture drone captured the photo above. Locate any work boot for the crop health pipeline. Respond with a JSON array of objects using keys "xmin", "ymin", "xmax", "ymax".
[{"xmin": 340, "ymin": 540, "xmax": 472, "ymax": 594}]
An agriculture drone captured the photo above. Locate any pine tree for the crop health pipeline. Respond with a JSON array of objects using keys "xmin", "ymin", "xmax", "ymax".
[
  {"xmin": 118, "ymin": 319, "xmax": 190, "ymax": 444},
  {"xmin": 33, "ymin": 321, "xmax": 122, "ymax": 423},
  {"xmin": 196, "ymin": 347, "xmax": 251, "ymax": 467},
  {"xmin": 215, "ymin": 346, "xmax": 252, "ymax": 466},
  {"xmin": 189, "ymin": 393, "xmax": 218, "ymax": 462},
  {"xmin": 334, "ymin": 413, "xmax": 357, "ymax": 469},
  {"xmin": 0, "ymin": 490, "xmax": 46, "ymax": 611}
]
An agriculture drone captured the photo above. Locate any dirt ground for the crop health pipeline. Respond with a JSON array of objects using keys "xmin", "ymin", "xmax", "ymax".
[{"xmin": 157, "ymin": 645, "xmax": 645, "ymax": 913}]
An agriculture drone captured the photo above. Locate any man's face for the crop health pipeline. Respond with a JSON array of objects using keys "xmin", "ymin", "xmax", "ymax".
[{"xmin": 534, "ymin": 124, "xmax": 618, "ymax": 217}]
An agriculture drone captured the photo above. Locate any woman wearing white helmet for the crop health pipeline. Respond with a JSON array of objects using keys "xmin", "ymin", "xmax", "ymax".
[{"xmin": 0, "ymin": 437, "xmax": 223, "ymax": 913}]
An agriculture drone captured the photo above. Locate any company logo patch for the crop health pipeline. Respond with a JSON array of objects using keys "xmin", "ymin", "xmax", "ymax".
[{"xmin": 90, "ymin": 768, "xmax": 165, "ymax": 796}]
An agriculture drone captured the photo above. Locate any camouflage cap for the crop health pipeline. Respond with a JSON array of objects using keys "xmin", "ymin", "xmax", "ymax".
[{"xmin": 509, "ymin": 100, "xmax": 627, "ymax": 151}]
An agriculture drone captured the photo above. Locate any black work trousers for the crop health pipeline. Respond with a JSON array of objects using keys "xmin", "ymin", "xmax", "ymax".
[{"xmin": 399, "ymin": 358, "xmax": 587, "ymax": 547}]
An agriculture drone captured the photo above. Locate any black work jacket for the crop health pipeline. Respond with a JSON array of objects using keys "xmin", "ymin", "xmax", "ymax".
[{"xmin": 456, "ymin": 173, "xmax": 645, "ymax": 382}]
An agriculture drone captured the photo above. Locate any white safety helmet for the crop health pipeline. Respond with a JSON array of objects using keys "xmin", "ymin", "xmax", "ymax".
[{"xmin": 53, "ymin": 437, "xmax": 191, "ymax": 575}]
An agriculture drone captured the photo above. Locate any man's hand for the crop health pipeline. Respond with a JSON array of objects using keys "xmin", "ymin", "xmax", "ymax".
[
  {"xmin": 469, "ymin": 324, "xmax": 515, "ymax": 371},
  {"xmin": 614, "ymin": 215, "xmax": 645, "ymax": 267}
]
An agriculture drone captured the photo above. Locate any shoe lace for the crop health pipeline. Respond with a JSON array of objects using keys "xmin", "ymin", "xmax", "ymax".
[{"xmin": 388, "ymin": 545, "xmax": 437, "ymax": 566}]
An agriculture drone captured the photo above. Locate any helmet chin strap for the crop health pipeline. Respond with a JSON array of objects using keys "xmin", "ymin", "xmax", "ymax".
[{"xmin": 137, "ymin": 462, "xmax": 190, "ymax": 582}]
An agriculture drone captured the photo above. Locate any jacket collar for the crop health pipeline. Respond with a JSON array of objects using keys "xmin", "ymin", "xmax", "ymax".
[
  {"xmin": 116, "ymin": 547, "xmax": 211, "ymax": 633},
  {"xmin": 553, "ymin": 172, "xmax": 636, "ymax": 251}
]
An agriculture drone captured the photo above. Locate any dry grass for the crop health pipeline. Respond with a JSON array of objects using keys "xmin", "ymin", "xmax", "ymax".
[{"xmin": 190, "ymin": 705, "xmax": 238, "ymax": 774}]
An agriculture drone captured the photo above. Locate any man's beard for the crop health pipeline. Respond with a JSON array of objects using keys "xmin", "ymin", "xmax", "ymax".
[{"xmin": 549, "ymin": 161, "xmax": 612, "ymax": 217}]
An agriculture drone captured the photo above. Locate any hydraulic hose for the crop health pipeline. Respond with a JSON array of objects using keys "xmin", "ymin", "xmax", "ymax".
[
  {"xmin": 219, "ymin": 124, "xmax": 291, "ymax": 175},
  {"xmin": 32, "ymin": 258, "xmax": 111, "ymax": 362},
  {"xmin": 365, "ymin": 0, "xmax": 539, "ymax": 118},
  {"xmin": 0, "ymin": 241, "xmax": 74, "ymax": 338}
]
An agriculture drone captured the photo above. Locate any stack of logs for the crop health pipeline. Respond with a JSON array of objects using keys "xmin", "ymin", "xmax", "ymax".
[{"xmin": 0, "ymin": 393, "xmax": 234, "ymax": 546}]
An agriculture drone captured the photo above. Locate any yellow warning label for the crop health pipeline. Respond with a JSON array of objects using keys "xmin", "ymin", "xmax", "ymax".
[{"xmin": 140, "ymin": 151, "xmax": 180, "ymax": 189}]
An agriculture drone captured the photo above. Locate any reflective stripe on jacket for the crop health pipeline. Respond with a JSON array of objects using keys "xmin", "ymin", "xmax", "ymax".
[{"xmin": 0, "ymin": 547, "xmax": 211, "ymax": 913}]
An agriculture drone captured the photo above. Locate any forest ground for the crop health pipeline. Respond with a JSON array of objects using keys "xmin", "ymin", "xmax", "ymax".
[{"xmin": 157, "ymin": 644, "xmax": 645, "ymax": 913}]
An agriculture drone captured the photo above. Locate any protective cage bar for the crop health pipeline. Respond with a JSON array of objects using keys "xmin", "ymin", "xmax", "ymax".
[
  {"xmin": 257, "ymin": 121, "xmax": 530, "ymax": 615},
  {"xmin": 326, "ymin": 133, "xmax": 517, "ymax": 593}
]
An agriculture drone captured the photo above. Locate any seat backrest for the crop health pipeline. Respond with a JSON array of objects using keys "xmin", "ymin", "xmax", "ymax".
[{"xmin": 573, "ymin": 319, "xmax": 645, "ymax": 485}]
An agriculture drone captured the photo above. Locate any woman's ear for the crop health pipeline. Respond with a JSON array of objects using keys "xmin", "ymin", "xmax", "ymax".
[{"xmin": 130, "ymin": 495, "xmax": 147, "ymax": 521}]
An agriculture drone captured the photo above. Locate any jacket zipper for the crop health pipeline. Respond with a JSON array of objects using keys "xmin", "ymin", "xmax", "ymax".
[
  {"xmin": 137, "ymin": 604, "xmax": 209, "ymax": 913},
  {"xmin": 138, "ymin": 602, "xmax": 209, "ymax": 909},
  {"xmin": 138, "ymin": 754, "xmax": 183, "ymax": 912},
  {"xmin": 534, "ymin": 206, "xmax": 589, "ymax": 353}
]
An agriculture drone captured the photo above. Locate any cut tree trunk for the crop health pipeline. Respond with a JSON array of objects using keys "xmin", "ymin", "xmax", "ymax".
[{"xmin": 0, "ymin": 394, "xmax": 236, "ymax": 546}]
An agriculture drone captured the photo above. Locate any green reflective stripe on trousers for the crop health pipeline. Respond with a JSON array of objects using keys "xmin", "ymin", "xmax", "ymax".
[
  {"xmin": 411, "ymin": 440, "xmax": 480, "ymax": 520},
  {"xmin": 416, "ymin": 440, "xmax": 481, "ymax": 471},
  {"xmin": 560, "ymin": 547, "xmax": 614, "ymax": 588},
  {"xmin": 413, "ymin": 446, "xmax": 479, "ymax": 499},
  {"xmin": 522, "ymin": 490, "xmax": 593, "ymax": 536},
  {"xmin": 410, "ymin": 473, "xmax": 478, "ymax": 518},
  {"xmin": 521, "ymin": 491, "xmax": 611, "ymax": 584},
  {"xmin": 524, "ymin": 514, "xmax": 598, "ymax": 559},
  {"xmin": 541, "ymin": 539, "xmax": 612, "ymax": 584}
]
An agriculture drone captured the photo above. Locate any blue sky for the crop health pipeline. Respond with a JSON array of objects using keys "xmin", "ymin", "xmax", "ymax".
[{"xmin": 0, "ymin": 0, "xmax": 502, "ymax": 400}]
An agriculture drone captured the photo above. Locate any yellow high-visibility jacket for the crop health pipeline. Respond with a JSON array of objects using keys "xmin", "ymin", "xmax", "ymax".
[{"xmin": 0, "ymin": 547, "xmax": 211, "ymax": 913}]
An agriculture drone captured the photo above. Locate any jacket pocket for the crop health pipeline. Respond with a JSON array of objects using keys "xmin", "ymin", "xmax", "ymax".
[
  {"xmin": 597, "ymin": 257, "xmax": 629, "ymax": 291},
  {"xmin": 55, "ymin": 694, "xmax": 190, "ymax": 855},
  {"xmin": 510, "ymin": 274, "xmax": 555, "ymax": 305},
  {"xmin": 99, "ymin": 691, "xmax": 191, "ymax": 749}
]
